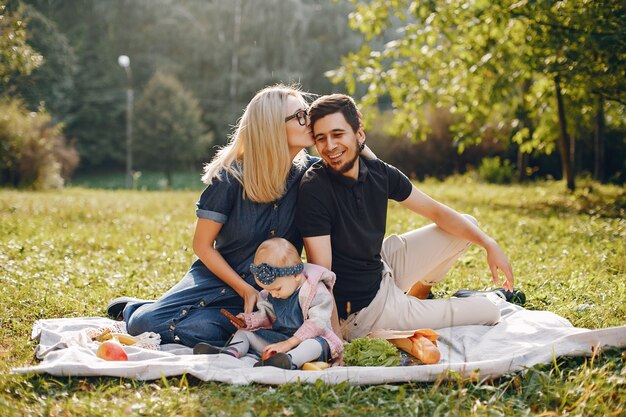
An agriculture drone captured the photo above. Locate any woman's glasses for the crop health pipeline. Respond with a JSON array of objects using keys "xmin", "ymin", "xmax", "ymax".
[{"xmin": 285, "ymin": 109, "xmax": 309, "ymax": 126}]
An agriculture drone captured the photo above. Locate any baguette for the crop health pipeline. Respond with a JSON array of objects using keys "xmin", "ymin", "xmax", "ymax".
[
  {"xmin": 408, "ymin": 335, "xmax": 440, "ymax": 364},
  {"xmin": 302, "ymin": 361, "xmax": 330, "ymax": 371},
  {"xmin": 389, "ymin": 335, "xmax": 441, "ymax": 364}
]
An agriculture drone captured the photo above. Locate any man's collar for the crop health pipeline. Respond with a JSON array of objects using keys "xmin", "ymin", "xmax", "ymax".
[{"xmin": 326, "ymin": 156, "xmax": 369, "ymax": 187}]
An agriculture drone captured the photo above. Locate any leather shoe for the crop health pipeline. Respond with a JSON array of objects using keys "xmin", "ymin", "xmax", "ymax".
[
  {"xmin": 193, "ymin": 342, "xmax": 232, "ymax": 356},
  {"xmin": 253, "ymin": 352, "xmax": 293, "ymax": 369},
  {"xmin": 452, "ymin": 288, "xmax": 526, "ymax": 306},
  {"xmin": 106, "ymin": 296, "xmax": 143, "ymax": 320}
]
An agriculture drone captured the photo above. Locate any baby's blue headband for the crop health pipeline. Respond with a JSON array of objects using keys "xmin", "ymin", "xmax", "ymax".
[{"xmin": 249, "ymin": 262, "xmax": 304, "ymax": 285}]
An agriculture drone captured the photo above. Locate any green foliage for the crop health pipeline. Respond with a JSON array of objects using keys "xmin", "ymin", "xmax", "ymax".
[
  {"xmin": 0, "ymin": 180, "xmax": 625, "ymax": 415},
  {"xmin": 0, "ymin": 1, "xmax": 43, "ymax": 87},
  {"xmin": 478, "ymin": 156, "xmax": 515, "ymax": 184},
  {"xmin": 511, "ymin": 0, "xmax": 626, "ymax": 104},
  {"xmin": 21, "ymin": 0, "xmax": 362, "ymax": 170},
  {"xmin": 331, "ymin": 1, "xmax": 529, "ymax": 146},
  {"xmin": 134, "ymin": 72, "xmax": 209, "ymax": 186},
  {"xmin": 343, "ymin": 337, "xmax": 401, "ymax": 367},
  {"xmin": 11, "ymin": 4, "xmax": 76, "ymax": 121},
  {"xmin": 333, "ymin": 0, "xmax": 626, "ymax": 189},
  {"xmin": 0, "ymin": 98, "xmax": 78, "ymax": 189}
]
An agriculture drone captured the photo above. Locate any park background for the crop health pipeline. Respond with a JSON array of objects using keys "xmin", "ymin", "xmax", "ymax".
[
  {"xmin": 1, "ymin": 1, "xmax": 625, "ymax": 416},
  {"xmin": 2, "ymin": 0, "xmax": 625, "ymax": 191}
]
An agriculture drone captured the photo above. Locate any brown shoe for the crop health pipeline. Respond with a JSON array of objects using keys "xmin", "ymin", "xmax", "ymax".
[{"xmin": 406, "ymin": 281, "xmax": 433, "ymax": 299}]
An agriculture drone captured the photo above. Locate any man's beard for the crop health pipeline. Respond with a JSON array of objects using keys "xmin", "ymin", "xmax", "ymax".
[{"xmin": 324, "ymin": 139, "xmax": 361, "ymax": 175}]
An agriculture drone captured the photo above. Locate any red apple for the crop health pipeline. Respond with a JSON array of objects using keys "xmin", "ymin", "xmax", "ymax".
[
  {"xmin": 261, "ymin": 349, "xmax": 276, "ymax": 361},
  {"xmin": 96, "ymin": 340, "xmax": 128, "ymax": 361}
]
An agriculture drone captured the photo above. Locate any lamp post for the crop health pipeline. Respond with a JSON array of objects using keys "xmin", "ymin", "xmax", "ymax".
[{"xmin": 118, "ymin": 55, "xmax": 133, "ymax": 189}]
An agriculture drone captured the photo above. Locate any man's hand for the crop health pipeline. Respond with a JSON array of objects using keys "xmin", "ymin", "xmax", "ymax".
[{"xmin": 485, "ymin": 239, "xmax": 514, "ymax": 291}]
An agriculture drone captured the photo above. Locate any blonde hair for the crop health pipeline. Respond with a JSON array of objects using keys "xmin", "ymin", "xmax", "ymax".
[
  {"xmin": 254, "ymin": 238, "xmax": 302, "ymax": 268},
  {"xmin": 201, "ymin": 84, "xmax": 309, "ymax": 203}
]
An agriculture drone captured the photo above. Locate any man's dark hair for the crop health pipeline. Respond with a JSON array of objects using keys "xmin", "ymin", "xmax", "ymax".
[{"xmin": 309, "ymin": 94, "xmax": 360, "ymax": 133}]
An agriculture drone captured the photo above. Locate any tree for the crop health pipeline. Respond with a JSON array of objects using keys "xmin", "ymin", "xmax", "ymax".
[
  {"xmin": 134, "ymin": 72, "xmax": 208, "ymax": 187},
  {"xmin": 23, "ymin": 0, "xmax": 363, "ymax": 170},
  {"xmin": 511, "ymin": 0, "xmax": 626, "ymax": 190},
  {"xmin": 0, "ymin": 98, "xmax": 79, "ymax": 189},
  {"xmin": 23, "ymin": 0, "xmax": 129, "ymax": 169},
  {"xmin": 331, "ymin": 0, "xmax": 626, "ymax": 191},
  {"xmin": 329, "ymin": 0, "xmax": 538, "ymax": 182},
  {"xmin": 511, "ymin": 1, "xmax": 626, "ymax": 105},
  {"xmin": 0, "ymin": 0, "xmax": 42, "ymax": 90},
  {"xmin": 11, "ymin": 4, "xmax": 76, "ymax": 122},
  {"xmin": 0, "ymin": 1, "xmax": 78, "ymax": 189}
]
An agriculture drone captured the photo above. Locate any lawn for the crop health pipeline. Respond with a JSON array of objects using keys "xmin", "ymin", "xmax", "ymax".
[
  {"xmin": 1, "ymin": 177, "xmax": 625, "ymax": 416},
  {"xmin": 70, "ymin": 170, "xmax": 205, "ymax": 191}
]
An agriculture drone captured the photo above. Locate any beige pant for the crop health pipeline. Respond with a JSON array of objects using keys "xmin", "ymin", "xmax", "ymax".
[{"xmin": 342, "ymin": 215, "xmax": 501, "ymax": 341}]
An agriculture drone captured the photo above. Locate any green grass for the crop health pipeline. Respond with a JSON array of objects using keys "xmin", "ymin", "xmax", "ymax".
[
  {"xmin": 1, "ymin": 177, "xmax": 625, "ymax": 416},
  {"xmin": 70, "ymin": 170, "xmax": 205, "ymax": 191}
]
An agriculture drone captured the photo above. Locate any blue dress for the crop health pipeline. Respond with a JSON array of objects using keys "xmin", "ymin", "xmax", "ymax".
[
  {"xmin": 252, "ymin": 289, "xmax": 331, "ymax": 361},
  {"xmin": 255, "ymin": 289, "xmax": 304, "ymax": 343},
  {"xmin": 123, "ymin": 155, "xmax": 318, "ymax": 347}
]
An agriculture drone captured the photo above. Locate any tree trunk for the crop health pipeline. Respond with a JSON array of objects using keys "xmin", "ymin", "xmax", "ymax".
[
  {"xmin": 554, "ymin": 75, "xmax": 575, "ymax": 191},
  {"xmin": 516, "ymin": 80, "xmax": 533, "ymax": 182},
  {"xmin": 594, "ymin": 95, "xmax": 605, "ymax": 182},
  {"xmin": 230, "ymin": 0, "xmax": 241, "ymax": 100},
  {"xmin": 517, "ymin": 150, "xmax": 529, "ymax": 182},
  {"xmin": 166, "ymin": 170, "xmax": 173, "ymax": 189}
]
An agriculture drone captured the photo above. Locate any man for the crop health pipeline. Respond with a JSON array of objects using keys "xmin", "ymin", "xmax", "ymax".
[{"xmin": 296, "ymin": 94, "xmax": 515, "ymax": 341}]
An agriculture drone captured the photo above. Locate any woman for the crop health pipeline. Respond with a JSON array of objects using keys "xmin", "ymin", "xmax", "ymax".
[{"xmin": 106, "ymin": 84, "xmax": 317, "ymax": 347}]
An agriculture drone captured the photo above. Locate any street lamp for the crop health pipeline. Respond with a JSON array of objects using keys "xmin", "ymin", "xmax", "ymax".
[{"xmin": 118, "ymin": 55, "xmax": 133, "ymax": 189}]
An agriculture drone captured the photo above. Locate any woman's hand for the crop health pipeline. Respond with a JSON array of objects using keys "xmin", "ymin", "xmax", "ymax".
[
  {"xmin": 240, "ymin": 284, "xmax": 259, "ymax": 313},
  {"xmin": 361, "ymin": 144, "xmax": 377, "ymax": 160}
]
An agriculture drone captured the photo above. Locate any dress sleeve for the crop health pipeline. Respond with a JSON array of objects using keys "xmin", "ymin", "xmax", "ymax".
[
  {"xmin": 385, "ymin": 161, "xmax": 413, "ymax": 202},
  {"xmin": 195, "ymin": 171, "xmax": 238, "ymax": 224}
]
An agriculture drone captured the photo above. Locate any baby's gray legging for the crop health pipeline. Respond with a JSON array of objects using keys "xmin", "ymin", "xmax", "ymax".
[{"xmin": 230, "ymin": 330, "xmax": 323, "ymax": 367}]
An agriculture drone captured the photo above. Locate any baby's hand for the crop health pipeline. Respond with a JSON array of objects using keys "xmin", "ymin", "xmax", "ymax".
[
  {"xmin": 262, "ymin": 340, "xmax": 294, "ymax": 358},
  {"xmin": 234, "ymin": 313, "xmax": 248, "ymax": 329},
  {"xmin": 220, "ymin": 309, "xmax": 246, "ymax": 329},
  {"xmin": 261, "ymin": 345, "xmax": 278, "ymax": 360}
]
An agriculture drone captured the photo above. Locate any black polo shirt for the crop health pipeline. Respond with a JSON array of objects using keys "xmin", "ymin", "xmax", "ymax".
[{"xmin": 296, "ymin": 157, "xmax": 413, "ymax": 318}]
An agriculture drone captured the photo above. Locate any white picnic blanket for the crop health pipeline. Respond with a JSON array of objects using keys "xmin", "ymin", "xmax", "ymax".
[{"xmin": 11, "ymin": 300, "xmax": 626, "ymax": 385}]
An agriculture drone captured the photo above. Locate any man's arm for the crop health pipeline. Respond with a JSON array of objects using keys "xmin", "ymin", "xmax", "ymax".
[
  {"xmin": 399, "ymin": 186, "xmax": 514, "ymax": 290},
  {"xmin": 303, "ymin": 235, "xmax": 332, "ymax": 269},
  {"xmin": 303, "ymin": 235, "xmax": 343, "ymax": 338}
]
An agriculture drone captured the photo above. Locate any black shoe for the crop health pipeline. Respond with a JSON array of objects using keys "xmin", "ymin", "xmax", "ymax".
[
  {"xmin": 253, "ymin": 352, "xmax": 293, "ymax": 369},
  {"xmin": 193, "ymin": 341, "xmax": 241, "ymax": 356},
  {"xmin": 452, "ymin": 288, "xmax": 526, "ymax": 306},
  {"xmin": 106, "ymin": 296, "xmax": 142, "ymax": 320}
]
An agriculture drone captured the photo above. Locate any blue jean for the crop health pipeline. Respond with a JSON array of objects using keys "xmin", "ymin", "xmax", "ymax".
[
  {"xmin": 124, "ymin": 156, "xmax": 318, "ymax": 348},
  {"xmin": 123, "ymin": 260, "xmax": 245, "ymax": 347}
]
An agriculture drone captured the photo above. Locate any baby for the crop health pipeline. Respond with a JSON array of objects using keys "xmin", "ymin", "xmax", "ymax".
[{"xmin": 193, "ymin": 238, "xmax": 343, "ymax": 369}]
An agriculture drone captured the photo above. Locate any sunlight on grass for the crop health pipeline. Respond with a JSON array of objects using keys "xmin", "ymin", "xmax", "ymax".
[{"xmin": 1, "ymin": 178, "xmax": 624, "ymax": 416}]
